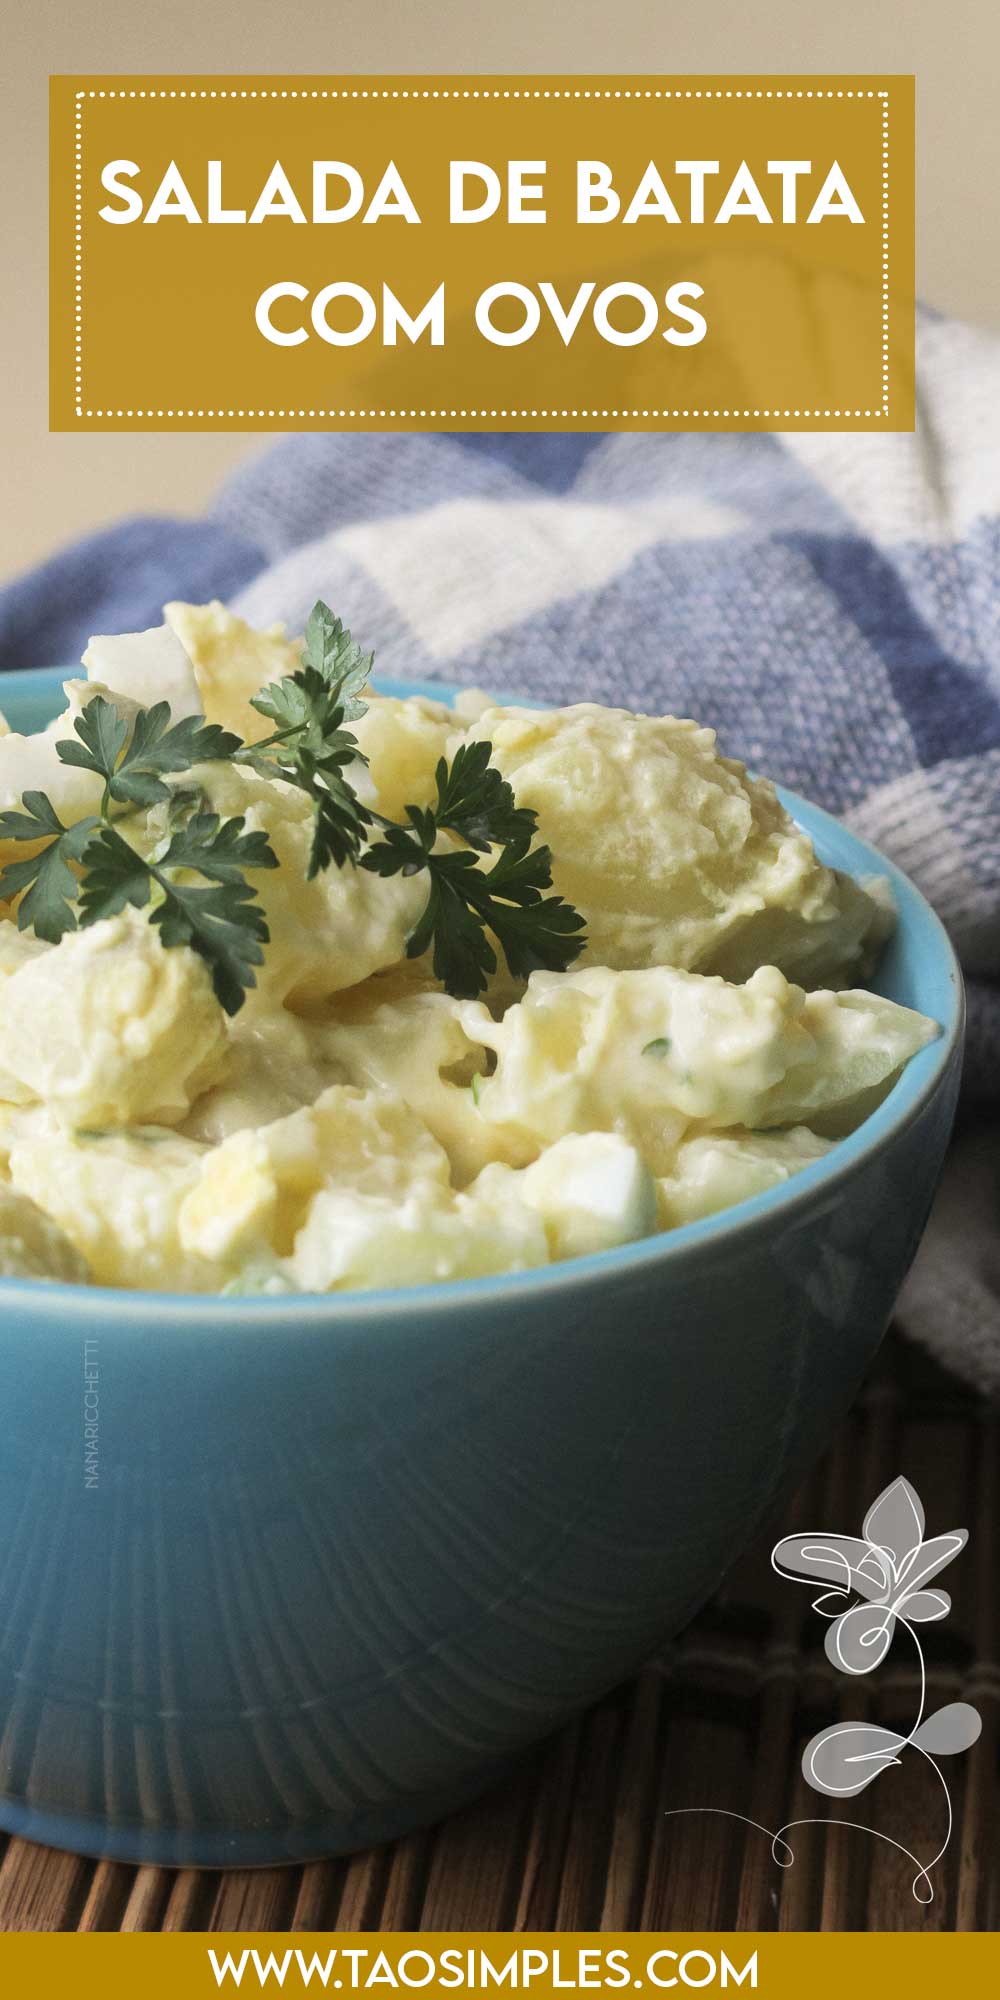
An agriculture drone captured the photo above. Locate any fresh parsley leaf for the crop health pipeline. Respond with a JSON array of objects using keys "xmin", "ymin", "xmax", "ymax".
[
  {"xmin": 392, "ymin": 847, "xmax": 585, "ymax": 999},
  {"xmin": 245, "ymin": 638, "xmax": 374, "ymax": 874},
  {"xmin": 54, "ymin": 698, "xmax": 128, "ymax": 789},
  {"xmin": 157, "ymin": 813, "xmax": 279, "ymax": 885},
  {"xmin": 432, "ymin": 741, "xmax": 538, "ymax": 852},
  {"xmin": 642, "ymin": 1037, "xmax": 672, "ymax": 1058},
  {"xmin": 57, "ymin": 695, "xmax": 241, "ymax": 809},
  {"xmin": 76, "ymin": 824, "xmax": 153, "ymax": 925},
  {"xmin": 299, "ymin": 600, "xmax": 374, "ymax": 719},
  {"xmin": 0, "ymin": 793, "xmax": 100, "ymax": 942},
  {"xmin": 242, "ymin": 721, "xmax": 372, "ymax": 877},
  {"xmin": 402, "ymin": 861, "xmax": 499, "ymax": 997},
  {"xmin": 464, "ymin": 838, "xmax": 586, "ymax": 984},
  {"xmin": 299, "ymin": 758, "xmax": 372, "ymax": 876},
  {"xmin": 362, "ymin": 751, "xmax": 586, "ymax": 999},
  {"xmin": 115, "ymin": 705, "xmax": 243, "ymax": 804},
  {"xmin": 79, "ymin": 814, "xmax": 278, "ymax": 1016},
  {"xmin": 249, "ymin": 664, "xmax": 347, "ymax": 748}
]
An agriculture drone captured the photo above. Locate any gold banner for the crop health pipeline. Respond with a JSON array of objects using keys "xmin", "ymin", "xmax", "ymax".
[
  {"xmin": 49, "ymin": 75, "xmax": 914, "ymax": 433},
  {"xmin": 1, "ymin": 1932, "xmax": 998, "ymax": 1989},
  {"xmin": 5, "ymin": 1928, "xmax": 1000, "ymax": 1992}
]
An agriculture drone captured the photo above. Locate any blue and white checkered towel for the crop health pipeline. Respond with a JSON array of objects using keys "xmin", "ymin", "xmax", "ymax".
[{"xmin": 2, "ymin": 309, "xmax": 998, "ymax": 1389}]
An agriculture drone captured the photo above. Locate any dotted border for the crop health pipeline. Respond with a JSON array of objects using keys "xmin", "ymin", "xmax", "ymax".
[{"xmin": 71, "ymin": 85, "xmax": 891, "ymax": 423}]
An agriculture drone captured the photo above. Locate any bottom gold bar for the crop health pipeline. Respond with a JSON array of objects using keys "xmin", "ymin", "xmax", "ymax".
[{"xmin": 0, "ymin": 1932, "xmax": 997, "ymax": 1994}]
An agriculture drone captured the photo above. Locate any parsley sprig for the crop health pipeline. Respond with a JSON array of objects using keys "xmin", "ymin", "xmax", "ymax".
[
  {"xmin": 79, "ymin": 817, "xmax": 278, "ymax": 1017},
  {"xmin": 0, "ymin": 602, "xmax": 586, "ymax": 1010},
  {"xmin": 362, "ymin": 743, "xmax": 585, "ymax": 997},
  {"xmin": 239, "ymin": 647, "xmax": 373, "ymax": 874},
  {"xmin": 58, "ymin": 697, "xmax": 241, "ymax": 814},
  {"xmin": 0, "ymin": 795, "xmax": 101, "ymax": 944}
]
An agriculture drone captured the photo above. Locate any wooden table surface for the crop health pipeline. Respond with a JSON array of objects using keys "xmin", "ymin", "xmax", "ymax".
[{"xmin": 0, "ymin": 1335, "xmax": 995, "ymax": 1934}]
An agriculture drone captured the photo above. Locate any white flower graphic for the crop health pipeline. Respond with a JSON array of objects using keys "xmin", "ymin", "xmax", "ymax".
[
  {"xmin": 771, "ymin": 1475, "xmax": 966, "ymax": 1675},
  {"xmin": 664, "ymin": 1475, "xmax": 982, "ymax": 1903}
]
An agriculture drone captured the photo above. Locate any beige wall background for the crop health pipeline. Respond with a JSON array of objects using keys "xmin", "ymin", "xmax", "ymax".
[{"xmin": 3, "ymin": 0, "xmax": 999, "ymax": 583}]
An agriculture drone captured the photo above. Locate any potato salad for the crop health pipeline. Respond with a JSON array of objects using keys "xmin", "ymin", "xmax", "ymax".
[{"xmin": 0, "ymin": 600, "xmax": 938, "ymax": 1294}]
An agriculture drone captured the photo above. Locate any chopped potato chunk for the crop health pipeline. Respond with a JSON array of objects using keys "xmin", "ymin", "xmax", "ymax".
[
  {"xmin": 467, "ymin": 964, "xmax": 937, "ymax": 1172},
  {"xmin": 0, "ymin": 1183, "xmax": 91, "ymax": 1283},
  {"xmin": 657, "ymin": 1127, "xmax": 836, "ymax": 1228},
  {"xmin": 0, "ymin": 911, "xmax": 227, "ymax": 1129},
  {"xmin": 461, "ymin": 702, "xmax": 887, "ymax": 989},
  {"xmin": 164, "ymin": 600, "xmax": 302, "ymax": 742},
  {"xmin": 8, "ymin": 1125, "xmax": 209, "ymax": 1291}
]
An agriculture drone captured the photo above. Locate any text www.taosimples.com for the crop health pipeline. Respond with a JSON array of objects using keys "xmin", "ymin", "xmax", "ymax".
[{"xmin": 207, "ymin": 1948, "xmax": 758, "ymax": 1993}]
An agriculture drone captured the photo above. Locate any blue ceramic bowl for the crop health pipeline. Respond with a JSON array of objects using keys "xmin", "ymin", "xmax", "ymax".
[{"xmin": 0, "ymin": 669, "xmax": 963, "ymax": 1866}]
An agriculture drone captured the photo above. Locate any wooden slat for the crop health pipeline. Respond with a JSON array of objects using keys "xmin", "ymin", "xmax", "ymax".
[
  {"xmin": 0, "ymin": 1337, "xmax": 993, "ymax": 1935},
  {"xmin": 0, "ymin": 1840, "xmax": 91, "ymax": 1932},
  {"xmin": 552, "ymin": 1704, "xmax": 623, "ymax": 1930},
  {"xmin": 209, "ymin": 1869, "xmax": 302, "ymax": 1932},
  {"xmin": 514, "ymin": 1720, "xmax": 584, "ymax": 1929},
  {"xmin": 76, "ymin": 1860, "xmax": 136, "ymax": 1933},
  {"xmin": 815, "ymin": 1405, "xmax": 885, "ymax": 1934},
  {"xmin": 639, "ymin": 1706, "xmax": 750, "ymax": 1930},
  {"xmin": 380, "ymin": 1832, "xmax": 435, "ymax": 1932},
  {"xmin": 119, "ymin": 1866, "xmax": 174, "ymax": 1933},
  {"xmin": 290, "ymin": 1862, "xmax": 343, "ymax": 1932},
  {"xmin": 955, "ymin": 1408, "xmax": 999, "ymax": 1932},
  {"xmin": 419, "ymin": 1766, "xmax": 536, "ymax": 1930},
  {"xmin": 161, "ymin": 1870, "xmax": 220, "ymax": 1931},
  {"xmin": 598, "ymin": 1669, "xmax": 667, "ymax": 1930},
  {"xmin": 335, "ymin": 1849, "xmax": 390, "ymax": 1931}
]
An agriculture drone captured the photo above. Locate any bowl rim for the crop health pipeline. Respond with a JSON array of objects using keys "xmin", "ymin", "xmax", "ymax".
[{"xmin": 0, "ymin": 665, "xmax": 964, "ymax": 1326}]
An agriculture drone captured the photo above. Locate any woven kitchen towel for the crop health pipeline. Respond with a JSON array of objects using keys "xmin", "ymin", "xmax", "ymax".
[{"xmin": 1, "ymin": 309, "xmax": 998, "ymax": 1389}]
